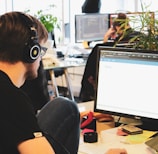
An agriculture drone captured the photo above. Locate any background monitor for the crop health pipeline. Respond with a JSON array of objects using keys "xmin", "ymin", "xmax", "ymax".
[
  {"xmin": 94, "ymin": 46, "xmax": 158, "ymax": 130},
  {"xmin": 75, "ymin": 13, "xmax": 110, "ymax": 43}
]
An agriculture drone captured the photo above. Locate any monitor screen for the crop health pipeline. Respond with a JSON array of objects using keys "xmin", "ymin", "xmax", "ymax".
[
  {"xmin": 94, "ymin": 46, "xmax": 158, "ymax": 124},
  {"xmin": 75, "ymin": 13, "xmax": 109, "ymax": 43},
  {"xmin": 109, "ymin": 12, "xmax": 154, "ymax": 32}
]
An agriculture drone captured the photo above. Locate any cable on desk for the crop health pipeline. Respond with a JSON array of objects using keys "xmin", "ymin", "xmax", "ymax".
[{"xmin": 115, "ymin": 116, "xmax": 122, "ymax": 127}]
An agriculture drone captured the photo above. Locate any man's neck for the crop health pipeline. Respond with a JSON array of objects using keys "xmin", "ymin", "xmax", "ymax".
[{"xmin": 0, "ymin": 61, "xmax": 26, "ymax": 87}]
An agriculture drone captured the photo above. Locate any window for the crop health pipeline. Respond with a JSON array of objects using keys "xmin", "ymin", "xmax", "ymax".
[{"xmin": 1, "ymin": 0, "xmax": 157, "ymax": 45}]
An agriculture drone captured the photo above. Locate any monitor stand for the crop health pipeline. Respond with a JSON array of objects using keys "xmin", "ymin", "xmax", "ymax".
[
  {"xmin": 114, "ymin": 116, "xmax": 142, "ymax": 127},
  {"xmin": 115, "ymin": 116, "xmax": 158, "ymax": 131}
]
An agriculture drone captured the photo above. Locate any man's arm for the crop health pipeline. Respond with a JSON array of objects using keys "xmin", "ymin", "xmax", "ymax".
[
  {"xmin": 103, "ymin": 27, "xmax": 116, "ymax": 43},
  {"xmin": 105, "ymin": 148, "xmax": 127, "ymax": 154},
  {"xmin": 18, "ymin": 136, "xmax": 55, "ymax": 154}
]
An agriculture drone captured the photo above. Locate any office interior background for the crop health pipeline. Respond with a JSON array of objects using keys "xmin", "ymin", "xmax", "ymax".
[{"xmin": 1, "ymin": 0, "xmax": 158, "ymax": 45}]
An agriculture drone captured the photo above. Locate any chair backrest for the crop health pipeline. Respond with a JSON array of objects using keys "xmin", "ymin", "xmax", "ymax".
[
  {"xmin": 82, "ymin": 0, "xmax": 101, "ymax": 13},
  {"xmin": 79, "ymin": 43, "xmax": 105, "ymax": 102}
]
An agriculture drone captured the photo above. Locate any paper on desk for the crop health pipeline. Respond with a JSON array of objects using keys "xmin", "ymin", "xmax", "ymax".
[{"xmin": 124, "ymin": 130, "xmax": 157, "ymax": 144}]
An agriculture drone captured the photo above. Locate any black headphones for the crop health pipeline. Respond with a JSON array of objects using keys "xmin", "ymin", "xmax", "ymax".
[{"xmin": 19, "ymin": 12, "xmax": 41, "ymax": 63}]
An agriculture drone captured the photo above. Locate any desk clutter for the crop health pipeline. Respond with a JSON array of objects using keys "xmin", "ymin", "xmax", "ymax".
[
  {"xmin": 79, "ymin": 110, "xmax": 158, "ymax": 154},
  {"xmin": 79, "ymin": 126, "xmax": 158, "ymax": 154},
  {"xmin": 80, "ymin": 111, "xmax": 114, "ymax": 143},
  {"xmin": 42, "ymin": 45, "xmax": 87, "ymax": 68},
  {"xmin": 42, "ymin": 40, "xmax": 60, "ymax": 67},
  {"xmin": 78, "ymin": 102, "xmax": 158, "ymax": 154},
  {"xmin": 42, "ymin": 53, "xmax": 60, "ymax": 67},
  {"xmin": 42, "ymin": 41, "xmax": 88, "ymax": 101}
]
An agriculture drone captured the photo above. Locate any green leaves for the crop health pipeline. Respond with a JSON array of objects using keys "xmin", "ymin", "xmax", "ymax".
[
  {"xmin": 116, "ymin": 1, "xmax": 158, "ymax": 50},
  {"xmin": 24, "ymin": 4, "xmax": 61, "ymax": 33},
  {"xmin": 34, "ymin": 8, "xmax": 60, "ymax": 33}
]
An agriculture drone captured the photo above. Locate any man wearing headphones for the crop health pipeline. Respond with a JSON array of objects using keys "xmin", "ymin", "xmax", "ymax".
[{"xmin": 0, "ymin": 11, "xmax": 80, "ymax": 154}]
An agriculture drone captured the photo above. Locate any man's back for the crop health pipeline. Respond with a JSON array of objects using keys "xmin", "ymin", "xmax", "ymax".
[{"xmin": 0, "ymin": 70, "xmax": 54, "ymax": 154}]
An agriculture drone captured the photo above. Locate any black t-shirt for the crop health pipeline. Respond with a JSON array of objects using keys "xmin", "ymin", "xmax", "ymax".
[
  {"xmin": 21, "ymin": 62, "xmax": 50, "ymax": 113},
  {"xmin": 0, "ymin": 71, "xmax": 41, "ymax": 154},
  {"xmin": 114, "ymin": 28, "xmax": 141, "ymax": 44}
]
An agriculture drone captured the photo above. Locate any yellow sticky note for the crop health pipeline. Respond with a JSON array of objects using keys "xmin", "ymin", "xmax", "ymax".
[{"xmin": 124, "ymin": 130, "xmax": 157, "ymax": 144}]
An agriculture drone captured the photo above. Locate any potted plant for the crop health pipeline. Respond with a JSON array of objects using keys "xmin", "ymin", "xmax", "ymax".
[
  {"xmin": 129, "ymin": 1, "xmax": 158, "ymax": 50},
  {"xmin": 34, "ymin": 5, "xmax": 60, "ymax": 33},
  {"xmin": 116, "ymin": 0, "xmax": 158, "ymax": 50},
  {"xmin": 35, "ymin": 5, "xmax": 61, "ymax": 48},
  {"xmin": 26, "ymin": 5, "xmax": 61, "ymax": 48}
]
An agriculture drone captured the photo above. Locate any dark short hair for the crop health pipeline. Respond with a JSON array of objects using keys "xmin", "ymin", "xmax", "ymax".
[
  {"xmin": 0, "ymin": 11, "xmax": 48, "ymax": 63},
  {"xmin": 113, "ymin": 13, "xmax": 129, "ymax": 30}
]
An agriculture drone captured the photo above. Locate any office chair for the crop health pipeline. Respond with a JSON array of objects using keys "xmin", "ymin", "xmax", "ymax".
[
  {"xmin": 82, "ymin": 0, "xmax": 101, "ymax": 13},
  {"xmin": 79, "ymin": 41, "xmax": 123, "ymax": 102},
  {"xmin": 79, "ymin": 43, "xmax": 106, "ymax": 102}
]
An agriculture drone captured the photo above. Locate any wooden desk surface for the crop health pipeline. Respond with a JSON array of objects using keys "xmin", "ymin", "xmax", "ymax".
[
  {"xmin": 78, "ymin": 101, "xmax": 115, "ymax": 154},
  {"xmin": 78, "ymin": 101, "xmax": 115, "ymax": 132},
  {"xmin": 77, "ymin": 102, "xmax": 156, "ymax": 154}
]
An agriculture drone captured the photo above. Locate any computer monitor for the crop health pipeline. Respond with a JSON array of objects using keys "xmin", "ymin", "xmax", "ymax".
[
  {"xmin": 94, "ymin": 46, "xmax": 158, "ymax": 130},
  {"xmin": 109, "ymin": 12, "xmax": 154, "ymax": 32},
  {"xmin": 75, "ymin": 13, "xmax": 110, "ymax": 43}
]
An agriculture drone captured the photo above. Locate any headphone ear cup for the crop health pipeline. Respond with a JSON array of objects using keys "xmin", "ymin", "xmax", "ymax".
[
  {"xmin": 23, "ymin": 41, "xmax": 41, "ymax": 63},
  {"xmin": 18, "ymin": 12, "xmax": 41, "ymax": 63}
]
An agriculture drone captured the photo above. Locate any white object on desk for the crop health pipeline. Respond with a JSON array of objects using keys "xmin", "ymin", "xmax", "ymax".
[
  {"xmin": 42, "ymin": 53, "xmax": 60, "ymax": 67},
  {"xmin": 79, "ymin": 127, "xmax": 156, "ymax": 154},
  {"xmin": 64, "ymin": 43, "xmax": 91, "ymax": 57}
]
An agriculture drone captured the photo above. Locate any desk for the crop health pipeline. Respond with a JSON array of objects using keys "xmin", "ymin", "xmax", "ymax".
[
  {"xmin": 78, "ymin": 127, "xmax": 156, "ymax": 154},
  {"xmin": 78, "ymin": 101, "xmax": 156, "ymax": 154},
  {"xmin": 44, "ymin": 57, "xmax": 86, "ymax": 101},
  {"xmin": 78, "ymin": 101, "xmax": 157, "ymax": 154}
]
